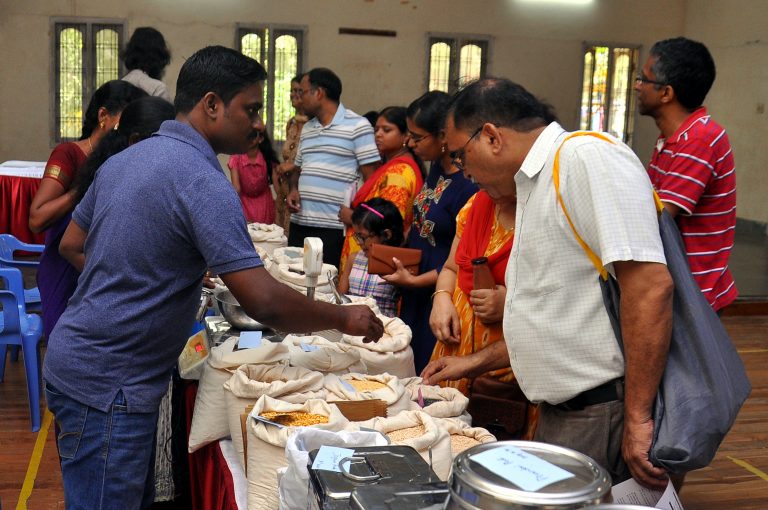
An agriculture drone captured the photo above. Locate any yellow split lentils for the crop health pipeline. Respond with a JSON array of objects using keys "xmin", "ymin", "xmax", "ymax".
[
  {"xmin": 348, "ymin": 379, "xmax": 388, "ymax": 392},
  {"xmin": 259, "ymin": 411, "xmax": 329, "ymax": 427}
]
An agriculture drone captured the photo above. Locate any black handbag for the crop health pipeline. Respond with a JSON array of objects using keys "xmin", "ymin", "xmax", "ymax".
[{"xmin": 553, "ymin": 132, "xmax": 751, "ymax": 473}]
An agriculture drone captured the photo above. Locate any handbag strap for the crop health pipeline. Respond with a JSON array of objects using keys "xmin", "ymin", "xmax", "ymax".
[{"xmin": 553, "ymin": 132, "xmax": 665, "ymax": 281}]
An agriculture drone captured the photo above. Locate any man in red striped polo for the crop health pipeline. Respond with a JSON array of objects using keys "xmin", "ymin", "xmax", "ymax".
[{"xmin": 637, "ymin": 37, "xmax": 738, "ymax": 312}]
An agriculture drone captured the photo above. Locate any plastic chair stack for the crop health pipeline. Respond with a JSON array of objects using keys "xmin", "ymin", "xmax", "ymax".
[
  {"xmin": 0, "ymin": 267, "xmax": 44, "ymax": 431},
  {"xmin": 0, "ymin": 234, "xmax": 43, "ymax": 312}
]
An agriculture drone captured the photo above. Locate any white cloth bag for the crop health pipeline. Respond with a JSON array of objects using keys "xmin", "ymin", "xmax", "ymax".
[
  {"xmin": 247, "ymin": 222, "xmax": 287, "ymax": 257},
  {"xmin": 282, "ymin": 334, "xmax": 367, "ymax": 374},
  {"xmin": 403, "ymin": 379, "xmax": 471, "ymax": 423},
  {"xmin": 223, "ymin": 364, "xmax": 326, "ymax": 467},
  {"xmin": 342, "ymin": 316, "xmax": 415, "ymax": 378},
  {"xmin": 246, "ymin": 396, "xmax": 352, "ymax": 510},
  {"xmin": 324, "ymin": 372, "xmax": 412, "ymax": 415},
  {"xmin": 188, "ymin": 337, "xmax": 288, "ymax": 452},
  {"xmin": 358, "ymin": 410, "xmax": 452, "ymax": 480}
]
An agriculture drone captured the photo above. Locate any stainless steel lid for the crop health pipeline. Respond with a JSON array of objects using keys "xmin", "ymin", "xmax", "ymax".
[{"xmin": 449, "ymin": 440, "xmax": 611, "ymax": 509}]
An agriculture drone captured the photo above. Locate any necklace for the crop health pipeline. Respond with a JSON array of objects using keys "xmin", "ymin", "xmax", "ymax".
[{"xmin": 86, "ymin": 137, "xmax": 94, "ymax": 154}]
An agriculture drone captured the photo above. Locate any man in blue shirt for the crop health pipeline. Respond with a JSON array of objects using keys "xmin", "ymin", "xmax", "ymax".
[{"xmin": 45, "ymin": 46, "xmax": 383, "ymax": 510}]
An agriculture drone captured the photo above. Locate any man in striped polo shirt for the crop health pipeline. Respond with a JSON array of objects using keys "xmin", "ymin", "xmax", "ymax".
[
  {"xmin": 286, "ymin": 68, "xmax": 380, "ymax": 267},
  {"xmin": 637, "ymin": 37, "xmax": 738, "ymax": 312}
]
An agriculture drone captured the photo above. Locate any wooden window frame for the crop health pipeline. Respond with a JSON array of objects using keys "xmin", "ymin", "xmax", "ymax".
[{"xmin": 426, "ymin": 33, "xmax": 491, "ymax": 93}]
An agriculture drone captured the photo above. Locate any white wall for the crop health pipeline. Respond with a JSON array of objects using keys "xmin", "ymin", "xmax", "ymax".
[{"xmin": 683, "ymin": 0, "xmax": 768, "ymax": 223}]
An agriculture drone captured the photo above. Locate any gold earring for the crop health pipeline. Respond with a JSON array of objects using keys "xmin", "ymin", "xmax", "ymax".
[
  {"xmin": 441, "ymin": 144, "xmax": 447, "ymax": 154},
  {"xmin": 99, "ymin": 121, "xmax": 105, "ymax": 130}
]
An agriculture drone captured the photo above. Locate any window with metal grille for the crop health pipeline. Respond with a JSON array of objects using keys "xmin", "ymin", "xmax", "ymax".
[
  {"xmin": 53, "ymin": 20, "xmax": 124, "ymax": 142},
  {"xmin": 579, "ymin": 44, "xmax": 639, "ymax": 144},
  {"xmin": 237, "ymin": 26, "xmax": 304, "ymax": 143},
  {"xmin": 428, "ymin": 35, "xmax": 489, "ymax": 93}
]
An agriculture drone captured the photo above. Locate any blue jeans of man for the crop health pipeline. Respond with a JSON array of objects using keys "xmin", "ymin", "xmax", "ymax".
[{"xmin": 45, "ymin": 381, "xmax": 158, "ymax": 510}]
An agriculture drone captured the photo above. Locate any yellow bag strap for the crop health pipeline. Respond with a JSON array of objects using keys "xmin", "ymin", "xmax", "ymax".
[{"xmin": 553, "ymin": 131, "xmax": 665, "ymax": 282}]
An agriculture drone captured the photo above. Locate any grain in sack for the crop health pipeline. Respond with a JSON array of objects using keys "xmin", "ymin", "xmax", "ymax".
[
  {"xmin": 324, "ymin": 372, "xmax": 412, "ymax": 415},
  {"xmin": 357, "ymin": 410, "xmax": 451, "ymax": 480},
  {"xmin": 188, "ymin": 337, "xmax": 288, "ymax": 452},
  {"xmin": 223, "ymin": 364, "xmax": 326, "ymax": 467},
  {"xmin": 403, "ymin": 379, "xmax": 471, "ymax": 423},
  {"xmin": 246, "ymin": 396, "xmax": 353, "ymax": 510}
]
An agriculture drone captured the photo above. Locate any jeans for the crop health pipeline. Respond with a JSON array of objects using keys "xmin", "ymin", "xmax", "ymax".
[{"xmin": 45, "ymin": 381, "xmax": 159, "ymax": 510}]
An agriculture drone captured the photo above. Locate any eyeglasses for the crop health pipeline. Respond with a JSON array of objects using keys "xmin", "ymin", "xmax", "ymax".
[
  {"xmin": 635, "ymin": 74, "xmax": 666, "ymax": 86},
  {"xmin": 290, "ymin": 88, "xmax": 303, "ymax": 96},
  {"xmin": 353, "ymin": 232, "xmax": 378, "ymax": 246},
  {"xmin": 407, "ymin": 131, "xmax": 432, "ymax": 144},
  {"xmin": 449, "ymin": 126, "xmax": 482, "ymax": 172}
]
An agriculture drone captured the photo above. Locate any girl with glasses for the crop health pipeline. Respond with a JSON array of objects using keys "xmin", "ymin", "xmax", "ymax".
[{"xmin": 338, "ymin": 198, "xmax": 404, "ymax": 317}]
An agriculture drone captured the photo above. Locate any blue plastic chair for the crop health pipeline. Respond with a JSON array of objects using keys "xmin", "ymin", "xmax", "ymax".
[
  {"xmin": 0, "ymin": 234, "xmax": 43, "ymax": 312},
  {"xmin": 0, "ymin": 287, "xmax": 44, "ymax": 432}
]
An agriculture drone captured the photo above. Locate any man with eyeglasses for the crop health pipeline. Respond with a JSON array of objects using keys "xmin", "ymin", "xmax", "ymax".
[
  {"xmin": 422, "ymin": 78, "xmax": 673, "ymax": 490},
  {"xmin": 286, "ymin": 67, "xmax": 380, "ymax": 267},
  {"xmin": 637, "ymin": 37, "xmax": 738, "ymax": 313}
]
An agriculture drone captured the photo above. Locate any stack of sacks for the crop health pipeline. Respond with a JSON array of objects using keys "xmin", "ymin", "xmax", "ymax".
[
  {"xmin": 247, "ymin": 222, "xmax": 287, "ymax": 257},
  {"xmin": 188, "ymin": 337, "xmax": 288, "ymax": 453},
  {"xmin": 282, "ymin": 334, "xmax": 366, "ymax": 374},
  {"xmin": 324, "ymin": 373, "xmax": 412, "ymax": 415},
  {"xmin": 280, "ymin": 428, "xmax": 388, "ymax": 510},
  {"xmin": 402, "ymin": 378, "xmax": 471, "ymax": 424},
  {"xmin": 223, "ymin": 364, "xmax": 327, "ymax": 467},
  {"xmin": 342, "ymin": 316, "xmax": 415, "ymax": 378},
  {"xmin": 358, "ymin": 410, "xmax": 452, "ymax": 480},
  {"xmin": 266, "ymin": 246, "xmax": 337, "ymax": 296},
  {"xmin": 432, "ymin": 417, "xmax": 497, "ymax": 459},
  {"xmin": 246, "ymin": 395, "xmax": 353, "ymax": 510}
]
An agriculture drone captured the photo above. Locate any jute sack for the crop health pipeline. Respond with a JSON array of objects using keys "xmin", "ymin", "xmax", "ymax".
[
  {"xmin": 342, "ymin": 316, "xmax": 416, "ymax": 378},
  {"xmin": 282, "ymin": 334, "xmax": 367, "ymax": 374},
  {"xmin": 247, "ymin": 222, "xmax": 287, "ymax": 257},
  {"xmin": 188, "ymin": 337, "xmax": 288, "ymax": 453},
  {"xmin": 403, "ymin": 379, "xmax": 471, "ymax": 423},
  {"xmin": 358, "ymin": 410, "xmax": 451, "ymax": 480},
  {"xmin": 246, "ymin": 396, "xmax": 353, "ymax": 510},
  {"xmin": 433, "ymin": 417, "xmax": 497, "ymax": 460},
  {"xmin": 223, "ymin": 364, "xmax": 326, "ymax": 468},
  {"xmin": 324, "ymin": 372, "xmax": 412, "ymax": 415}
]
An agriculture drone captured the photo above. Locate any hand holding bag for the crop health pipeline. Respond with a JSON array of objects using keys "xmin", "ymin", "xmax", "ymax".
[
  {"xmin": 367, "ymin": 244, "xmax": 422, "ymax": 276},
  {"xmin": 554, "ymin": 131, "xmax": 751, "ymax": 474}
]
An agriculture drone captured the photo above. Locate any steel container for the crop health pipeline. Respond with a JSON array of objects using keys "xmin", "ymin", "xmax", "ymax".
[{"xmin": 447, "ymin": 441, "xmax": 612, "ymax": 509}]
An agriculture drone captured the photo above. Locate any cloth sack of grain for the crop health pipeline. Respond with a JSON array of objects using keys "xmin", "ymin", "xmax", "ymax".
[
  {"xmin": 223, "ymin": 364, "xmax": 326, "ymax": 468},
  {"xmin": 324, "ymin": 372, "xmax": 412, "ymax": 415},
  {"xmin": 267, "ymin": 246, "xmax": 337, "ymax": 296},
  {"xmin": 358, "ymin": 410, "xmax": 451, "ymax": 480},
  {"xmin": 433, "ymin": 417, "xmax": 497, "ymax": 461},
  {"xmin": 246, "ymin": 396, "xmax": 353, "ymax": 510},
  {"xmin": 247, "ymin": 222, "xmax": 287, "ymax": 257},
  {"xmin": 279, "ymin": 428, "xmax": 388, "ymax": 510},
  {"xmin": 188, "ymin": 337, "xmax": 289, "ymax": 453},
  {"xmin": 282, "ymin": 334, "xmax": 367, "ymax": 374},
  {"xmin": 342, "ymin": 316, "xmax": 415, "ymax": 378},
  {"xmin": 403, "ymin": 379, "xmax": 471, "ymax": 423}
]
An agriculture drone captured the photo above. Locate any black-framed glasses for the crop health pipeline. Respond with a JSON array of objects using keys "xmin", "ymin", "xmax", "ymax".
[
  {"xmin": 449, "ymin": 126, "xmax": 482, "ymax": 172},
  {"xmin": 407, "ymin": 131, "xmax": 432, "ymax": 144},
  {"xmin": 353, "ymin": 232, "xmax": 377, "ymax": 246},
  {"xmin": 635, "ymin": 74, "xmax": 666, "ymax": 86}
]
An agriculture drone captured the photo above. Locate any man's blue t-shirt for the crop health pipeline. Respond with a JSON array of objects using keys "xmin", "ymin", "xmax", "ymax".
[{"xmin": 43, "ymin": 121, "xmax": 262, "ymax": 413}]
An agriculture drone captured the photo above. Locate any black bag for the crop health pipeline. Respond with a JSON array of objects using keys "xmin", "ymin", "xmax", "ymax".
[{"xmin": 554, "ymin": 132, "xmax": 751, "ymax": 473}]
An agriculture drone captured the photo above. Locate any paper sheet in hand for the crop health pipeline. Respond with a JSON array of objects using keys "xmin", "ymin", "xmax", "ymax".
[
  {"xmin": 611, "ymin": 477, "xmax": 684, "ymax": 509},
  {"xmin": 311, "ymin": 445, "xmax": 354, "ymax": 473},
  {"xmin": 470, "ymin": 445, "xmax": 575, "ymax": 492}
]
